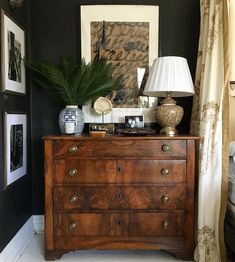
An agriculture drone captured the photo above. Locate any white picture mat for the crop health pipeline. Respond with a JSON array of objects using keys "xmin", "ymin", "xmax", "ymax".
[
  {"xmin": 81, "ymin": 5, "xmax": 159, "ymax": 123},
  {"xmin": 2, "ymin": 12, "xmax": 25, "ymax": 94},
  {"xmin": 81, "ymin": 5, "xmax": 159, "ymax": 66},
  {"xmin": 4, "ymin": 113, "xmax": 27, "ymax": 187}
]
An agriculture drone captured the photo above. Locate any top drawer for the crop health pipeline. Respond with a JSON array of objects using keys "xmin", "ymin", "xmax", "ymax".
[{"xmin": 52, "ymin": 139, "xmax": 186, "ymax": 159}]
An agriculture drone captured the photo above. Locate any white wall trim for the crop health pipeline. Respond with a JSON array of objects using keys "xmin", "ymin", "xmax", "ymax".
[
  {"xmin": 0, "ymin": 217, "xmax": 34, "ymax": 262},
  {"xmin": 33, "ymin": 215, "xmax": 44, "ymax": 233}
]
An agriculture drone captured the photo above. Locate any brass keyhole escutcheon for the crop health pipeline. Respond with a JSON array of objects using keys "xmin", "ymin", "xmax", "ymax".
[
  {"xmin": 162, "ymin": 144, "xmax": 171, "ymax": 152},
  {"xmin": 161, "ymin": 220, "xmax": 169, "ymax": 230},
  {"xmin": 161, "ymin": 195, "xmax": 169, "ymax": 203},
  {"xmin": 69, "ymin": 194, "xmax": 78, "ymax": 203},
  {"xmin": 118, "ymin": 192, "xmax": 124, "ymax": 200},
  {"xmin": 68, "ymin": 168, "xmax": 78, "ymax": 177},
  {"xmin": 161, "ymin": 168, "xmax": 169, "ymax": 176},
  {"xmin": 68, "ymin": 145, "xmax": 78, "ymax": 153},
  {"xmin": 69, "ymin": 221, "xmax": 77, "ymax": 230}
]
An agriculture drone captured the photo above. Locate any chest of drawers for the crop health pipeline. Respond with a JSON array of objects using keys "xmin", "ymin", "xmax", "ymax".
[{"xmin": 44, "ymin": 135, "xmax": 198, "ymax": 260}]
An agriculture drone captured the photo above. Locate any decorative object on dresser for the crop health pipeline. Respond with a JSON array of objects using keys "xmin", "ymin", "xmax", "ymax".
[
  {"xmin": 0, "ymin": 9, "xmax": 26, "ymax": 94},
  {"xmin": 25, "ymin": 57, "xmax": 121, "ymax": 135},
  {"xmin": 89, "ymin": 123, "xmax": 115, "ymax": 135},
  {"xmin": 125, "ymin": 115, "xmax": 144, "ymax": 128},
  {"xmin": 93, "ymin": 97, "xmax": 113, "ymax": 116},
  {"xmin": 44, "ymin": 135, "xmax": 198, "ymax": 260},
  {"xmin": 91, "ymin": 96, "xmax": 113, "ymax": 136},
  {"xmin": 116, "ymin": 127, "xmax": 156, "ymax": 136},
  {"xmin": 144, "ymin": 56, "xmax": 195, "ymax": 136},
  {"xmin": 58, "ymin": 105, "xmax": 83, "ymax": 135}
]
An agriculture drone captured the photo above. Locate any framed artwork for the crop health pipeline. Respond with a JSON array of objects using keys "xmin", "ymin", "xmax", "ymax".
[
  {"xmin": 81, "ymin": 5, "xmax": 159, "ymax": 123},
  {"xmin": 125, "ymin": 115, "xmax": 144, "ymax": 128},
  {"xmin": 1, "ymin": 9, "xmax": 26, "ymax": 94},
  {"xmin": 3, "ymin": 112, "xmax": 27, "ymax": 188}
]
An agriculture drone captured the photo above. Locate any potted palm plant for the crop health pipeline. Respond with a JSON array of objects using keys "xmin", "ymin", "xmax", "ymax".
[{"xmin": 25, "ymin": 57, "xmax": 121, "ymax": 135}]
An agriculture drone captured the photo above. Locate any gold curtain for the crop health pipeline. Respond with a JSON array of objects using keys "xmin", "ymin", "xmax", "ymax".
[{"xmin": 190, "ymin": 0, "xmax": 230, "ymax": 261}]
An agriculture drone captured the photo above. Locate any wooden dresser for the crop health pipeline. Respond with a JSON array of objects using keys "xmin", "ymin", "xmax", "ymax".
[{"xmin": 44, "ymin": 135, "xmax": 198, "ymax": 260}]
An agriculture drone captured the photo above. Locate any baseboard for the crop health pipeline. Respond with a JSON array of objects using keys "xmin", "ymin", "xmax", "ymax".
[
  {"xmin": 0, "ymin": 216, "xmax": 34, "ymax": 262},
  {"xmin": 33, "ymin": 215, "xmax": 44, "ymax": 233}
]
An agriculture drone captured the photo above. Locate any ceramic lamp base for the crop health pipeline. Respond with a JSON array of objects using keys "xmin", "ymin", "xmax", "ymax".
[
  {"xmin": 58, "ymin": 105, "xmax": 84, "ymax": 135},
  {"xmin": 155, "ymin": 95, "xmax": 183, "ymax": 136},
  {"xmin": 160, "ymin": 126, "xmax": 178, "ymax": 136}
]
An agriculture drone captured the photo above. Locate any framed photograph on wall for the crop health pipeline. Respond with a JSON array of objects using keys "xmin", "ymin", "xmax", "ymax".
[
  {"xmin": 0, "ymin": 9, "xmax": 26, "ymax": 94},
  {"xmin": 3, "ymin": 112, "xmax": 27, "ymax": 188},
  {"xmin": 80, "ymin": 5, "xmax": 159, "ymax": 123}
]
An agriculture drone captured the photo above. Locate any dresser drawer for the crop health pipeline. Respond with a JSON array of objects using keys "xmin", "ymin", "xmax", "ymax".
[
  {"xmin": 52, "ymin": 140, "xmax": 186, "ymax": 159},
  {"xmin": 53, "ymin": 186, "xmax": 186, "ymax": 210},
  {"xmin": 54, "ymin": 211, "xmax": 185, "ymax": 237},
  {"xmin": 54, "ymin": 159, "xmax": 186, "ymax": 184}
]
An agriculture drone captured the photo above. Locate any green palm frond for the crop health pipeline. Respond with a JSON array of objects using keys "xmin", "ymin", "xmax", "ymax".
[{"xmin": 24, "ymin": 57, "xmax": 122, "ymax": 107}]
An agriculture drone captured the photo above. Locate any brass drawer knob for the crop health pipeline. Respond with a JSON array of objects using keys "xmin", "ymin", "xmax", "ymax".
[
  {"xmin": 68, "ymin": 145, "xmax": 78, "ymax": 153},
  {"xmin": 161, "ymin": 220, "xmax": 169, "ymax": 230},
  {"xmin": 69, "ymin": 221, "xmax": 77, "ymax": 230},
  {"xmin": 161, "ymin": 195, "xmax": 169, "ymax": 203},
  {"xmin": 162, "ymin": 144, "xmax": 171, "ymax": 152},
  {"xmin": 68, "ymin": 168, "xmax": 78, "ymax": 177},
  {"xmin": 69, "ymin": 194, "xmax": 78, "ymax": 203},
  {"xmin": 161, "ymin": 168, "xmax": 169, "ymax": 176}
]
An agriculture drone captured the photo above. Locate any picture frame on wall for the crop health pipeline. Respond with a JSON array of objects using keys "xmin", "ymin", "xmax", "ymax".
[
  {"xmin": 80, "ymin": 5, "xmax": 159, "ymax": 123},
  {"xmin": 0, "ymin": 9, "xmax": 26, "ymax": 94},
  {"xmin": 3, "ymin": 112, "xmax": 27, "ymax": 188}
]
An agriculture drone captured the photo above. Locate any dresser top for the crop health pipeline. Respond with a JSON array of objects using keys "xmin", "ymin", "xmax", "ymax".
[{"xmin": 43, "ymin": 134, "xmax": 199, "ymax": 140}]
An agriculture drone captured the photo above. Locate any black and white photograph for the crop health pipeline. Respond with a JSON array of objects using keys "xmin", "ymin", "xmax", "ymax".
[
  {"xmin": 125, "ymin": 115, "xmax": 144, "ymax": 128},
  {"xmin": 10, "ymin": 124, "xmax": 23, "ymax": 172},
  {"xmin": 8, "ymin": 30, "xmax": 22, "ymax": 83},
  {"xmin": 4, "ymin": 113, "xmax": 27, "ymax": 188},
  {"xmin": 1, "ymin": 9, "xmax": 25, "ymax": 94}
]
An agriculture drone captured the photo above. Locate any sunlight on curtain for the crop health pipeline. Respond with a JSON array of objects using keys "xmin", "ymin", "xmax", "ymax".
[
  {"xmin": 229, "ymin": 0, "xmax": 235, "ymax": 141},
  {"xmin": 230, "ymin": 0, "xmax": 235, "ymax": 84},
  {"xmin": 190, "ymin": 0, "xmax": 230, "ymax": 261}
]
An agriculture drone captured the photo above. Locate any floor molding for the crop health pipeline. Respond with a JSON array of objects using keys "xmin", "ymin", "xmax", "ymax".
[
  {"xmin": 0, "ymin": 217, "xmax": 35, "ymax": 262},
  {"xmin": 33, "ymin": 215, "xmax": 44, "ymax": 233}
]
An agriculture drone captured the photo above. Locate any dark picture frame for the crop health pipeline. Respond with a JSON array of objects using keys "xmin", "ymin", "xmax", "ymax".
[
  {"xmin": 125, "ymin": 115, "xmax": 144, "ymax": 128},
  {"xmin": 3, "ymin": 112, "xmax": 27, "ymax": 188},
  {"xmin": 0, "ymin": 9, "xmax": 26, "ymax": 94}
]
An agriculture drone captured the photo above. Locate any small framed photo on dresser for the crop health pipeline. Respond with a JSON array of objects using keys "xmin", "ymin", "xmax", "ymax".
[
  {"xmin": 125, "ymin": 115, "xmax": 144, "ymax": 128},
  {"xmin": 0, "ymin": 9, "xmax": 26, "ymax": 94},
  {"xmin": 3, "ymin": 112, "xmax": 27, "ymax": 188}
]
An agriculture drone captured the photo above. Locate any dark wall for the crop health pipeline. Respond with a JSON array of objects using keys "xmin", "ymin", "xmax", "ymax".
[
  {"xmin": 29, "ymin": 0, "xmax": 200, "ymax": 214},
  {"xmin": 0, "ymin": 0, "xmax": 32, "ymax": 252}
]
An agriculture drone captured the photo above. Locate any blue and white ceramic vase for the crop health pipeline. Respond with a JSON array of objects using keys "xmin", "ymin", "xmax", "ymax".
[{"xmin": 59, "ymin": 105, "xmax": 84, "ymax": 135}]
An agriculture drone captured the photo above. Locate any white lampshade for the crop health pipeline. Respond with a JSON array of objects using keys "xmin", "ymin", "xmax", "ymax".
[{"xmin": 143, "ymin": 56, "xmax": 195, "ymax": 97}]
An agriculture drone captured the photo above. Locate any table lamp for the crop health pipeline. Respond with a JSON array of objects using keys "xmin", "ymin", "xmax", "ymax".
[{"xmin": 144, "ymin": 56, "xmax": 195, "ymax": 136}]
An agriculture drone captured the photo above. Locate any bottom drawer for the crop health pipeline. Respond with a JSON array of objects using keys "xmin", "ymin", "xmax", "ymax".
[{"xmin": 54, "ymin": 211, "xmax": 185, "ymax": 237}]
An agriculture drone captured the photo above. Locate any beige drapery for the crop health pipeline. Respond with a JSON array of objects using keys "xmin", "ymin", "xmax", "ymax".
[
  {"xmin": 229, "ymin": 0, "xmax": 235, "ymax": 141},
  {"xmin": 190, "ymin": 0, "xmax": 230, "ymax": 261}
]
